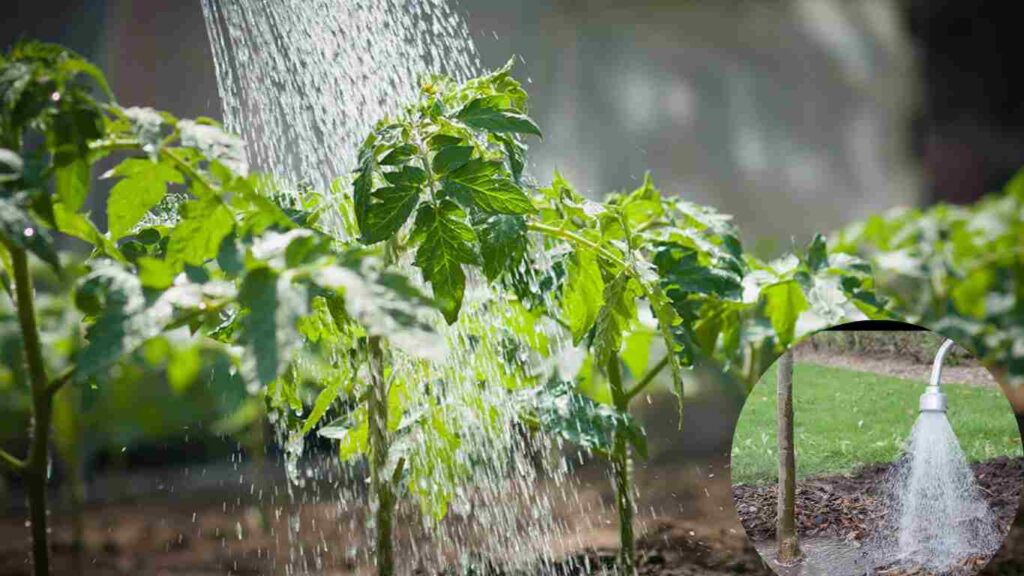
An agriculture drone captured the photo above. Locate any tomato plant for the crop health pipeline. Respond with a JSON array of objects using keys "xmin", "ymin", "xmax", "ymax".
[
  {"xmin": 342, "ymin": 60, "xmax": 885, "ymax": 572},
  {"xmin": 0, "ymin": 41, "xmax": 436, "ymax": 576},
  {"xmin": 1, "ymin": 40, "xmax": 890, "ymax": 576},
  {"xmin": 832, "ymin": 173, "xmax": 1024, "ymax": 400}
]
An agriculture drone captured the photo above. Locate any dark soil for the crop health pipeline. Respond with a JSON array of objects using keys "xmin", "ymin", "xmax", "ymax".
[
  {"xmin": 541, "ymin": 521, "xmax": 769, "ymax": 576},
  {"xmin": 732, "ymin": 456, "xmax": 1024, "ymax": 576},
  {"xmin": 732, "ymin": 457, "xmax": 1021, "ymax": 542}
]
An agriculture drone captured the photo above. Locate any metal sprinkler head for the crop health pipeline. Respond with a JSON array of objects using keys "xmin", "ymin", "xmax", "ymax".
[{"xmin": 920, "ymin": 339, "xmax": 955, "ymax": 413}]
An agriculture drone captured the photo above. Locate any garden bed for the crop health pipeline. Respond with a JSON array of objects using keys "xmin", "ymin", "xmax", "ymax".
[{"xmin": 732, "ymin": 456, "xmax": 1023, "ymax": 575}]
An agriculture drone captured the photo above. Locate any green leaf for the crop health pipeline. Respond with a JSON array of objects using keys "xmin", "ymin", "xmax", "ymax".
[
  {"xmin": 380, "ymin": 144, "xmax": 419, "ymax": 166},
  {"xmin": 527, "ymin": 379, "xmax": 641, "ymax": 455},
  {"xmin": 621, "ymin": 327, "xmax": 653, "ymax": 380},
  {"xmin": 431, "ymin": 145, "xmax": 473, "ymax": 175},
  {"xmin": 496, "ymin": 134, "xmax": 525, "ymax": 183},
  {"xmin": 643, "ymin": 280, "xmax": 686, "ymax": 422},
  {"xmin": 763, "ymin": 280, "xmax": 808, "ymax": 346},
  {"xmin": 0, "ymin": 148, "xmax": 23, "ymax": 183},
  {"xmin": 562, "ymin": 250, "xmax": 605, "ymax": 344},
  {"xmin": 353, "ymin": 143, "xmax": 375, "ymax": 236},
  {"xmin": 137, "ymin": 256, "xmax": 176, "ymax": 289},
  {"xmin": 427, "ymin": 134, "xmax": 462, "ymax": 151},
  {"xmin": 806, "ymin": 233, "xmax": 829, "ymax": 272},
  {"xmin": 178, "ymin": 119, "xmax": 248, "ymax": 177},
  {"xmin": 0, "ymin": 196, "xmax": 59, "ymax": 271},
  {"xmin": 477, "ymin": 214, "xmax": 527, "ymax": 281},
  {"xmin": 53, "ymin": 201, "xmax": 124, "ymax": 261},
  {"xmin": 301, "ymin": 375, "xmax": 346, "ymax": 436},
  {"xmin": 412, "ymin": 200, "xmax": 478, "ymax": 324},
  {"xmin": 455, "ymin": 95, "xmax": 542, "ymax": 137},
  {"xmin": 321, "ymin": 409, "xmax": 368, "ymax": 461},
  {"xmin": 444, "ymin": 159, "xmax": 532, "ymax": 214},
  {"xmin": 237, "ymin": 267, "xmax": 307, "ymax": 387},
  {"xmin": 594, "ymin": 273, "xmax": 641, "ymax": 367},
  {"xmin": 951, "ymin": 268, "xmax": 993, "ymax": 319},
  {"xmin": 360, "ymin": 184, "xmax": 421, "ymax": 244},
  {"xmin": 74, "ymin": 262, "xmax": 153, "ymax": 380},
  {"xmin": 383, "ymin": 165, "xmax": 427, "ymax": 186},
  {"xmin": 168, "ymin": 344, "xmax": 201, "ymax": 393},
  {"xmin": 54, "ymin": 156, "xmax": 89, "ymax": 212},
  {"xmin": 106, "ymin": 158, "xmax": 183, "ymax": 239},
  {"xmin": 166, "ymin": 196, "xmax": 234, "ymax": 268}
]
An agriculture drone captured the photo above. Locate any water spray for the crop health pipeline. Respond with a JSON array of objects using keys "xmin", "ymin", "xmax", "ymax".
[{"xmin": 919, "ymin": 339, "xmax": 955, "ymax": 413}]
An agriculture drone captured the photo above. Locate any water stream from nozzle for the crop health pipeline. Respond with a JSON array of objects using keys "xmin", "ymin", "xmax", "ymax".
[{"xmin": 870, "ymin": 339, "xmax": 1001, "ymax": 573}]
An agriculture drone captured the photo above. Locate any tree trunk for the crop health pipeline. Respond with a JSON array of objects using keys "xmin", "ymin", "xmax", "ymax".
[
  {"xmin": 606, "ymin": 355, "xmax": 636, "ymax": 574},
  {"xmin": 776, "ymin": 350, "xmax": 801, "ymax": 564},
  {"xmin": 367, "ymin": 336, "xmax": 395, "ymax": 576}
]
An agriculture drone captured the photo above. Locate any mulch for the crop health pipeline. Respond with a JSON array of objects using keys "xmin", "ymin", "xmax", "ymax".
[
  {"xmin": 732, "ymin": 456, "xmax": 1021, "ymax": 543},
  {"xmin": 733, "ymin": 457, "xmax": 1023, "ymax": 575}
]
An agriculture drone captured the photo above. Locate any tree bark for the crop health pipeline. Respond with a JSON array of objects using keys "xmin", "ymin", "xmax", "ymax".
[{"xmin": 776, "ymin": 350, "xmax": 801, "ymax": 564}]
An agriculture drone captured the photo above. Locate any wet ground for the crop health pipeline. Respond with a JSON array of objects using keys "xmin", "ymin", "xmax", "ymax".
[{"xmin": 733, "ymin": 457, "xmax": 1023, "ymax": 576}]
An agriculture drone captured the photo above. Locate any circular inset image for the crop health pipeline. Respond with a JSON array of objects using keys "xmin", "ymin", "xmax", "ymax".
[{"xmin": 730, "ymin": 324, "xmax": 1022, "ymax": 576}]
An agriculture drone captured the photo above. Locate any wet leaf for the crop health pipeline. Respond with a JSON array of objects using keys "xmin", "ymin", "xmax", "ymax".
[
  {"xmin": 455, "ymin": 95, "xmax": 541, "ymax": 137},
  {"xmin": 412, "ymin": 200, "xmax": 478, "ymax": 323}
]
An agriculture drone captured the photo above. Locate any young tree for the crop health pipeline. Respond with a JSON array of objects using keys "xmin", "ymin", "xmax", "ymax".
[{"xmin": 775, "ymin": 349, "xmax": 801, "ymax": 564}]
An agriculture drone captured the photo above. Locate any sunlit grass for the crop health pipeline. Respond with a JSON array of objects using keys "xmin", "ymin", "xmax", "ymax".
[{"xmin": 730, "ymin": 362, "xmax": 1022, "ymax": 485}]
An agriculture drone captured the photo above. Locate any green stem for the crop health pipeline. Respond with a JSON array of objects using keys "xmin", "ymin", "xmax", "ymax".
[
  {"xmin": 0, "ymin": 447, "xmax": 25, "ymax": 475},
  {"xmin": 526, "ymin": 221, "xmax": 627, "ymax": 269},
  {"xmin": 624, "ymin": 355, "xmax": 669, "ymax": 402},
  {"xmin": 367, "ymin": 336, "xmax": 395, "ymax": 576},
  {"xmin": 45, "ymin": 366, "xmax": 74, "ymax": 397},
  {"xmin": 11, "ymin": 247, "xmax": 53, "ymax": 576},
  {"xmin": 161, "ymin": 147, "xmax": 218, "ymax": 194},
  {"xmin": 89, "ymin": 136, "xmax": 219, "ymax": 194},
  {"xmin": 606, "ymin": 354, "xmax": 636, "ymax": 574}
]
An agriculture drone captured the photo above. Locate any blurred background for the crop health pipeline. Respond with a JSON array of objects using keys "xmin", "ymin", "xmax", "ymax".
[
  {"xmin": 2, "ymin": 1, "xmax": 1023, "ymax": 573},
  {"xmin": 4, "ymin": 0, "xmax": 1024, "ymax": 252}
]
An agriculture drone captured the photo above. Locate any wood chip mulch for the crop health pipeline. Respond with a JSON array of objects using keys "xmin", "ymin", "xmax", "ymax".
[{"xmin": 731, "ymin": 456, "xmax": 1022, "ymax": 543}]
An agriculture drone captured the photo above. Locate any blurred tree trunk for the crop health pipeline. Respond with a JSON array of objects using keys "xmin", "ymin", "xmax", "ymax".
[{"xmin": 776, "ymin": 350, "xmax": 801, "ymax": 564}]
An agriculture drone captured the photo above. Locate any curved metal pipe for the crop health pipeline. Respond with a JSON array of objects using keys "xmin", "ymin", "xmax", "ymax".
[{"xmin": 920, "ymin": 339, "xmax": 955, "ymax": 412}]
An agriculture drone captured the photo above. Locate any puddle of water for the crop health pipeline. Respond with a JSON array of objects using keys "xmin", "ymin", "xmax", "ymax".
[{"xmin": 754, "ymin": 537, "xmax": 874, "ymax": 576}]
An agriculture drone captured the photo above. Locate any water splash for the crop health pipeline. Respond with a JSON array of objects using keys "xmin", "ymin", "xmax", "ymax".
[
  {"xmin": 199, "ymin": 2, "xmax": 594, "ymax": 571},
  {"xmin": 201, "ymin": 0, "xmax": 479, "ymax": 193},
  {"xmin": 871, "ymin": 411, "xmax": 1001, "ymax": 574}
]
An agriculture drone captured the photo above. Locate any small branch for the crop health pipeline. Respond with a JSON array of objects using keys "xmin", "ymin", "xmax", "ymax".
[
  {"xmin": 46, "ymin": 366, "xmax": 75, "ymax": 397},
  {"xmin": 88, "ymin": 137, "xmax": 140, "ymax": 153},
  {"xmin": 0, "ymin": 447, "xmax": 26, "ymax": 475},
  {"xmin": 624, "ymin": 355, "xmax": 670, "ymax": 402},
  {"xmin": 89, "ymin": 135, "xmax": 221, "ymax": 196},
  {"xmin": 526, "ymin": 221, "xmax": 626, "ymax": 268},
  {"xmin": 161, "ymin": 147, "xmax": 219, "ymax": 195}
]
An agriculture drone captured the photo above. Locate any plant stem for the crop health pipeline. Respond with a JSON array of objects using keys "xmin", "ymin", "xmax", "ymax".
[
  {"xmin": 11, "ymin": 247, "xmax": 52, "ymax": 576},
  {"xmin": 367, "ymin": 336, "xmax": 395, "ymax": 576},
  {"xmin": 526, "ymin": 222, "xmax": 627, "ymax": 269},
  {"xmin": 0, "ymin": 447, "xmax": 25, "ymax": 475},
  {"xmin": 606, "ymin": 354, "xmax": 636, "ymax": 574},
  {"xmin": 624, "ymin": 355, "xmax": 669, "ymax": 402}
]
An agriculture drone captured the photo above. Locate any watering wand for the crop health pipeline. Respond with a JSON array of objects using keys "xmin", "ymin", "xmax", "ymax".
[{"xmin": 920, "ymin": 339, "xmax": 955, "ymax": 412}]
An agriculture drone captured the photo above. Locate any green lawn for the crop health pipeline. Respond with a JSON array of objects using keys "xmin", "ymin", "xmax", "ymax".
[{"xmin": 730, "ymin": 362, "xmax": 1022, "ymax": 485}]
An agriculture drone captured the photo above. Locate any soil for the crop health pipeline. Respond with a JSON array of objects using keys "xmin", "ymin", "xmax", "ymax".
[{"xmin": 732, "ymin": 456, "xmax": 1024, "ymax": 576}]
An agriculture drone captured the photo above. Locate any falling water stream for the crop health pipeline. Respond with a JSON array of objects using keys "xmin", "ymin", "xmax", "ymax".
[
  {"xmin": 869, "ymin": 411, "xmax": 1001, "ymax": 574},
  {"xmin": 199, "ymin": 1, "xmax": 600, "ymax": 573}
]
